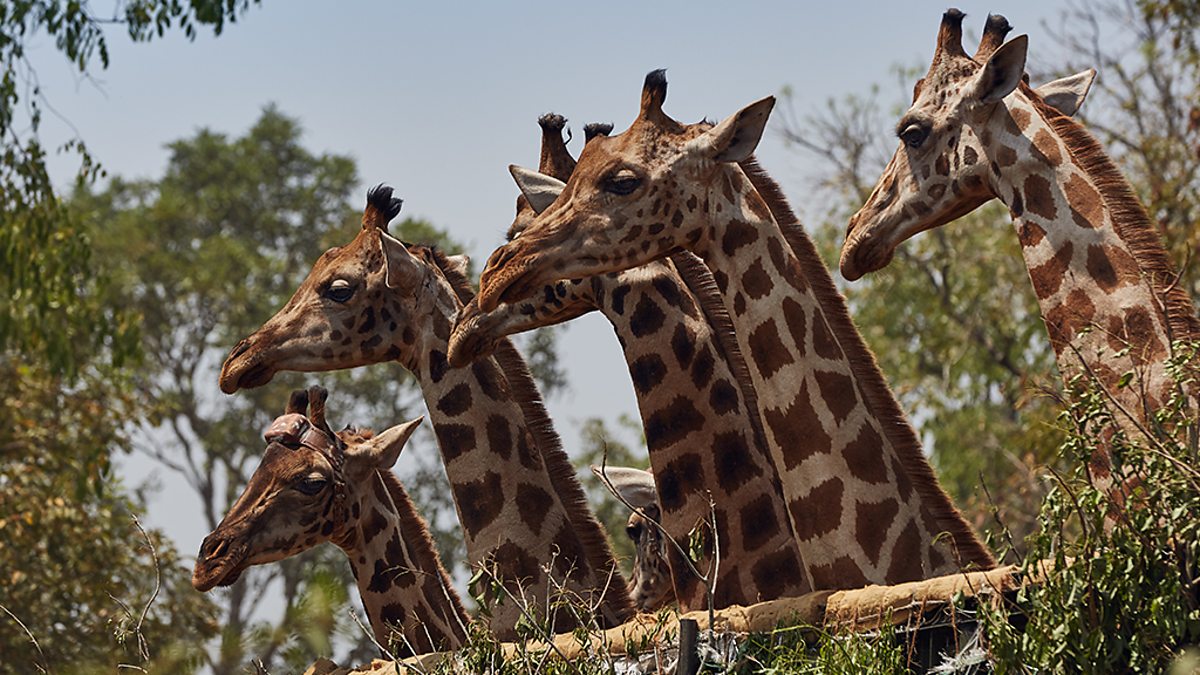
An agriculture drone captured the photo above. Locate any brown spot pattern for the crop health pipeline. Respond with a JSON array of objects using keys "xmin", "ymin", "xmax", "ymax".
[
  {"xmin": 789, "ymin": 476, "xmax": 844, "ymax": 541},
  {"xmin": 1024, "ymin": 174, "xmax": 1057, "ymax": 220},
  {"xmin": 747, "ymin": 319, "xmax": 795, "ymax": 379},
  {"xmin": 857, "ymin": 499, "xmax": 900, "ymax": 566}
]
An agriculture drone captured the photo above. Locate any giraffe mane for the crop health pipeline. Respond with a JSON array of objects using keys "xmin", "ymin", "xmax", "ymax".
[
  {"xmin": 683, "ymin": 156, "xmax": 995, "ymax": 568},
  {"xmin": 669, "ymin": 251, "xmax": 774, "ymax": 487},
  {"xmin": 1021, "ymin": 83, "xmax": 1200, "ymax": 348},
  {"xmin": 375, "ymin": 469, "xmax": 469, "ymax": 627},
  {"xmin": 423, "ymin": 246, "xmax": 636, "ymax": 614}
]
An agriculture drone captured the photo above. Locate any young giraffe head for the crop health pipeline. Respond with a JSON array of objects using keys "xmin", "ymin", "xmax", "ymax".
[
  {"xmin": 474, "ymin": 69, "xmax": 774, "ymax": 312},
  {"xmin": 840, "ymin": 10, "xmax": 1096, "ymax": 280},
  {"xmin": 193, "ymin": 387, "xmax": 422, "ymax": 592},
  {"xmin": 219, "ymin": 185, "xmax": 468, "ymax": 392},
  {"xmin": 591, "ymin": 466, "xmax": 673, "ymax": 612},
  {"xmin": 451, "ymin": 118, "xmax": 612, "ymax": 367}
]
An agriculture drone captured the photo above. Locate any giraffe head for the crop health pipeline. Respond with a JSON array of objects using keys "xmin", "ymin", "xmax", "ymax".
[
  {"xmin": 591, "ymin": 466, "xmax": 672, "ymax": 612},
  {"xmin": 474, "ymin": 70, "xmax": 774, "ymax": 312},
  {"xmin": 219, "ymin": 185, "xmax": 469, "ymax": 392},
  {"xmin": 192, "ymin": 386, "xmax": 422, "ymax": 592},
  {"xmin": 450, "ymin": 118, "xmax": 614, "ymax": 367},
  {"xmin": 507, "ymin": 113, "xmax": 577, "ymax": 240},
  {"xmin": 840, "ymin": 10, "xmax": 1096, "ymax": 280}
]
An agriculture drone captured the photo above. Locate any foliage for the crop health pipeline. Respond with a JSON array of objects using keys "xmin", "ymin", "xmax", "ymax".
[
  {"xmin": 0, "ymin": 0, "xmax": 260, "ymax": 375},
  {"xmin": 736, "ymin": 623, "xmax": 904, "ymax": 674},
  {"xmin": 74, "ymin": 107, "xmax": 472, "ymax": 672},
  {"xmin": 980, "ymin": 347, "xmax": 1200, "ymax": 672},
  {"xmin": 0, "ymin": 359, "xmax": 218, "ymax": 673}
]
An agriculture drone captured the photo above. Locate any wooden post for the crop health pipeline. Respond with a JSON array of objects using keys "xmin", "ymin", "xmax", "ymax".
[{"xmin": 677, "ymin": 618, "xmax": 700, "ymax": 675}]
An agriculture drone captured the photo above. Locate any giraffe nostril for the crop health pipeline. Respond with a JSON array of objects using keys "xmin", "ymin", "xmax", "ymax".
[
  {"xmin": 229, "ymin": 339, "xmax": 251, "ymax": 361},
  {"xmin": 202, "ymin": 536, "xmax": 229, "ymax": 561}
]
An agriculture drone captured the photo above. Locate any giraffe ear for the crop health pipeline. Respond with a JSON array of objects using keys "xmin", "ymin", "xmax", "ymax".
[
  {"xmin": 687, "ymin": 96, "xmax": 775, "ymax": 163},
  {"xmin": 972, "ymin": 34, "xmax": 1028, "ymax": 103},
  {"xmin": 347, "ymin": 416, "xmax": 424, "ymax": 474},
  {"xmin": 379, "ymin": 231, "xmax": 424, "ymax": 290},
  {"xmin": 1033, "ymin": 69, "xmax": 1096, "ymax": 117},
  {"xmin": 591, "ymin": 466, "xmax": 658, "ymax": 510},
  {"xmin": 510, "ymin": 165, "xmax": 566, "ymax": 214},
  {"xmin": 445, "ymin": 254, "xmax": 471, "ymax": 277}
]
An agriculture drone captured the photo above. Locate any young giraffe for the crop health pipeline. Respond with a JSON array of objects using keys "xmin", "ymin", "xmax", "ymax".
[
  {"xmin": 840, "ymin": 11, "xmax": 1200, "ymax": 435},
  {"xmin": 475, "ymin": 70, "xmax": 994, "ymax": 589},
  {"xmin": 450, "ymin": 115, "xmax": 808, "ymax": 611},
  {"xmin": 218, "ymin": 189, "xmax": 633, "ymax": 639},
  {"xmin": 592, "ymin": 466, "xmax": 675, "ymax": 612},
  {"xmin": 193, "ymin": 387, "xmax": 468, "ymax": 656}
]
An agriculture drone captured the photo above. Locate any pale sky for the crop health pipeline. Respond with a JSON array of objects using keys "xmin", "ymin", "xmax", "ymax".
[{"xmin": 28, "ymin": 0, "xmax": 1071, "ymax": 654}]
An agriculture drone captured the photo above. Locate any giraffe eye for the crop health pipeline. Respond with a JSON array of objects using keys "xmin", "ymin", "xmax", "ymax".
[
  {"xmin": 604, "ymin": 170, "xmax": 641, "ymax": 196},
  {"xmin": 325, "ymin": 279, "xmax": 355, "ymax": 303},
  {"xmin": 295, "ymin": 477, "xmax": 328, "ymax": 496},
  {"xmin": 626, "ymin": 523, "xmax": 642, "ymax": 541},
  {"xmin": 899, "ymin": 123, "xmax": 930, "ymax": 149}
]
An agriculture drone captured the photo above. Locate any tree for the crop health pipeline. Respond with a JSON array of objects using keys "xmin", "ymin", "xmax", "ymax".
[
  {"xmin": 1, "ymin": 0, "xmax": 261, "ymax": 376},
  {"xmin": 0, "ymin": 360, "xmax": 218, "ymax": 673},
  {"xmin": 77, "ymin": 107, "xmax": 471, "ymax": 672}
]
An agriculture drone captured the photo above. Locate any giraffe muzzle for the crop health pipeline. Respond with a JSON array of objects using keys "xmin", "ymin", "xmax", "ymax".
[{"xmin": 192, "ymin": 531, "xmax": 249, "ymax": 591}]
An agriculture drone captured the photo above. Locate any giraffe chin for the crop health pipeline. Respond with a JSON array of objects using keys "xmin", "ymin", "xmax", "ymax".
[{"xmin": 840, "ymin": 234, "xmax": 896, "ymax": 282}]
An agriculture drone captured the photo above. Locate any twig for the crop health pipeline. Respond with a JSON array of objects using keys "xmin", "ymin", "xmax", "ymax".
[
  {"xmin": 0, "ymin": 603, "xmax": 49, "ymax": 674},
  {"xmin": 130, "ymin": 514, "xmax": 161, "ymax": 662}
]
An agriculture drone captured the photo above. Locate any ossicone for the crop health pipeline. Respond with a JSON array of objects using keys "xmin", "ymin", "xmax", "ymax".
[{"xmin": 936, "ymin": 8, "xmax": 967, "ymax": 58}]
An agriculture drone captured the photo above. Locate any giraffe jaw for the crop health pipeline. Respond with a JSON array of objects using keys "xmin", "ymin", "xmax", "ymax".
[{"xmin": 447, "ymin": 303, "xmax": 499, "ymax": 368}]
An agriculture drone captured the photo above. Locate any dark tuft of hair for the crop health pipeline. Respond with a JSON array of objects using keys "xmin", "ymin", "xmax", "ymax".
[
  {"xmin": 644, "ymin": 68, "xmax": 668, "ymax": 90},
  {"xmin": 943, "ymin": 7, "xmax": 965, "ymax": 25},
  {"xmin": 984, "ymin": 13, "xmax": 1011, "ymax": 37},
  {"xmin": 974, "ymin": 13, "xmax": 1013, "ymax": 60},
  {"xmin": 537, "ymin": 113, "xmax": 567, "ymax": 133},
  {"xmin": 366, "ymin": 184, "xmax": 404, "ymax": 223},
  {"xmin": 583, "ymin": 122, "xmax": 614, "ymax": 142}
]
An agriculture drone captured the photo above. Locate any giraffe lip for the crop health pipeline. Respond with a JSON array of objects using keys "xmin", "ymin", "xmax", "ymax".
[
  {"xmin": 219, "ymin": 357, "xmax": 275, "ymax": 394},
  {"xmin": 841, "ymin": 232, "xmax": 893, "ymax": 281},
  {"xmin": 192, "ymin": 545, "xmax": 249, "ymax": 592},
  {"xmin": 235, "ymin": 363, "xmax": 276, "ymax": 391}
]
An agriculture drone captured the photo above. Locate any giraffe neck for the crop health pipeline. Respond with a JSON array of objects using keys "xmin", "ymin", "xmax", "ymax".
[
  {"xmin": 585, "ymin": 260, "xmax": 810, "ymax": 609},
  {"xmin": 687, "ymin": 164, "xmax": 990, "ymax": 588},
  {"xmin": 409, "ymin": 284, "xmax": 631, "ymax": 636},
  {"xmin": 342, "ymin": 471, "xmax": 468, "ymax": 655},
  {"xmin": 992, "ymin": 95, "xmax": 1200, "ymax": 418}
]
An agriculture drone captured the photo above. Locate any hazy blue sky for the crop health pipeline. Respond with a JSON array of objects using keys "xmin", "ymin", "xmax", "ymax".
[{"xmin": 29, "ymin": 0, "xmax": 1071, "ymax": 636}]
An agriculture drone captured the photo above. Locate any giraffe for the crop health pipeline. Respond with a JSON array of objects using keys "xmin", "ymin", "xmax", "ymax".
[
  {"xmin": 590, "ymin": 465, "xmax": 674, "ymax": 612},
  {"xmin": 473, "ymin": 70, "xmax": 995, "ymax": 589},
  {"xmin": 192, "ymin": 387, "xmax": 467, "ymax": 656},
  {"xmin": 449, "ymin": 114, "xmax": 808, "ymax": 611},
  {"xmin": 218, "ymin": 187, "xmax": 633, "ymax": 639},
  {"xmin": 840, "ymin": 10, "xmax": 1200, "ymax": 437}
]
